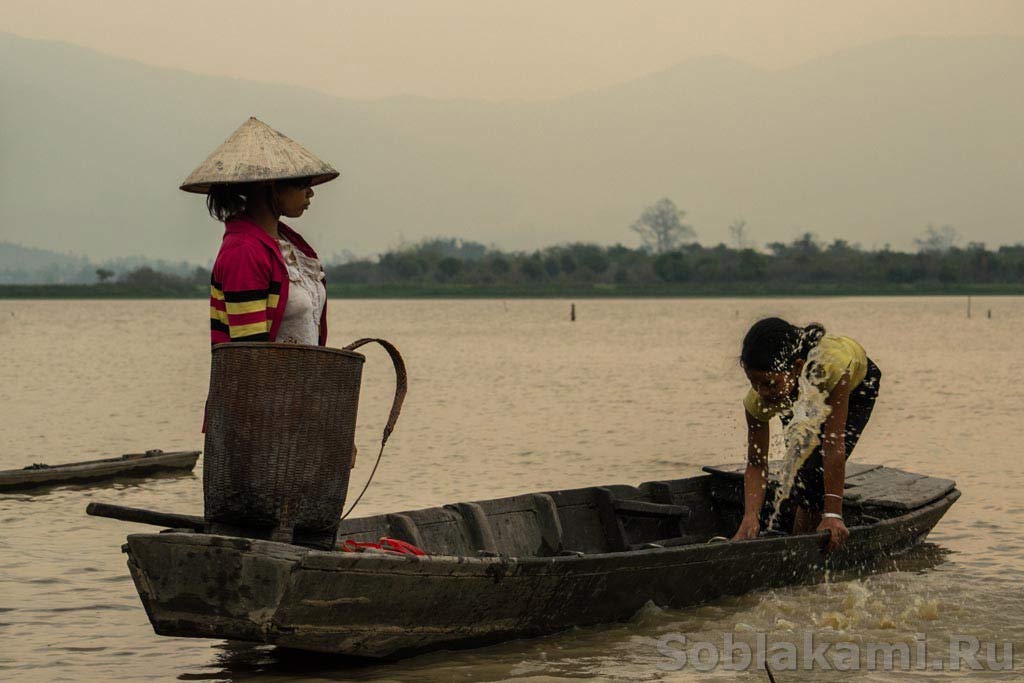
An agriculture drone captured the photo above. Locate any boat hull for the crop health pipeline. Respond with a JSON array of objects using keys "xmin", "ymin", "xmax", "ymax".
[
  {"xmin": 0, "ymin": 450, "xmax": 200, "ymax": 491},
  {"xmin": 124, "ymin": 487, "xmax": 959, "ymax": 658}
]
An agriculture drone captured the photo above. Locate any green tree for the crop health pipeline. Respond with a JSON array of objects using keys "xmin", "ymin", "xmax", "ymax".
[
  {"xmin": 436, "ymin": 257, "xmax": 463, "ymax": 281},
  {"xmin": 574, "ymin": 245, "xmax": 609, "ymax": 274},
  {"xmin": 519, "ymin": 256, "xmax": 545, "ymax": 280},
  {"xmin": 380, "ymin": 252, "xmax": 425, "ymax": 279},
  {"xmin": 543, "ymin": 255, "xmax": 561, "ymax": 277},
  {"xmin": 490, "ymin": 256, "xmax": 510, "ymax": 276},
  {"xmin": 653, "ymin": 252, "xmax": 690, "ymax": 282}
]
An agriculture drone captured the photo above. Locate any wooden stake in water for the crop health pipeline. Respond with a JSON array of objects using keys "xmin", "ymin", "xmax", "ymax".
[
  {"xmin": 967, "ymin": 296, "xmax": 972, "ymax": 319},
  {"xmin": 571, "ymin": 303, "xmax": 576, "ymax": 322}
]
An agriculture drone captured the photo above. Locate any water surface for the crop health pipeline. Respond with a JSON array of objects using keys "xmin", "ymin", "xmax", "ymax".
[{"xmin": 1, "ymin": 298, "xmax": 1021, "ymax": 681}]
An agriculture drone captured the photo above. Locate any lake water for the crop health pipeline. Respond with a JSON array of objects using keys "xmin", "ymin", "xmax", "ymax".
[{"xmin": 1, "ymin": 297, "xmax": 1022, "ymax": 681}]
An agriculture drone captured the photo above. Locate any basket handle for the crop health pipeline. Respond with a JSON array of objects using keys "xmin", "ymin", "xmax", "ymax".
[{"xmin": 342, "ymin": 338, "xmax": 407, "ymax": 445}]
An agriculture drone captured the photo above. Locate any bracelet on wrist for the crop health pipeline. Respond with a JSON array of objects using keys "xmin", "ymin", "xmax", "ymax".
[
  {"xmin": 822, "ymin": 512, "xmax": 843, "ymax": 521},
  {"xmin": 825, "ymin": 493, "xmax": 843, "ymax": 501}
]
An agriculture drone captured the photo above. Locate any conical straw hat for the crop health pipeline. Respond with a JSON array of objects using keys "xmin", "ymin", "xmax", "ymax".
[{"xmin": 180, "ymin": 117, "xmax": 339, "ymax": 194}]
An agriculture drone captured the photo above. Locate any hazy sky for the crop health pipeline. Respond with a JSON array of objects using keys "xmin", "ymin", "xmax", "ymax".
[{"xmin": 3, "ymin": 0, "xmax": 1022, "ymax": 100}]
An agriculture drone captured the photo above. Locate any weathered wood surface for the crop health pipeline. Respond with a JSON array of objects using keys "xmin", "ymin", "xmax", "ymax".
[
  {"xmin": 119, "ymin": 465, "xmax": 960, "ymax": 658},
  {"xmin": 703, "ymin": 461, "xmax": 884, "ymax": 481},
  {"xmin": 0, "ymin": 450, "xmax": 200, "ymax": 491},
  {"xmin": 702, "ymin": 462, "xmax": 955, "ymax": 510},
  {"xmin": 86, "ymin": 502, "xmax": 205, "ymax": 531}
]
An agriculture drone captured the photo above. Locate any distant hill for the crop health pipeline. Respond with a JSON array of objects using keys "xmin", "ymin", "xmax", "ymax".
[
  {"xmin": 0, "ymin": 241, "xmax": 203, "ymax": 284},
  {"xmin": 0, "ymin": 242, "xmax": 92, "ymax": 283},
  {"xmin": 1, "ymin": 32, "xmax": 1022, "ymax": 262}
]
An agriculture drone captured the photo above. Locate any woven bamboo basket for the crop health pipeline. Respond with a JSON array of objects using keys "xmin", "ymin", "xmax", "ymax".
[{"xmin": 203, "ymin": 339, "xmax": 405, "ymax": 548}]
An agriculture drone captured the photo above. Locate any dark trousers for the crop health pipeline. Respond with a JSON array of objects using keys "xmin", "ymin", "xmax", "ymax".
[{"xmin": 784, "ymin": 358, "xmax": 882, "ymax": 512}]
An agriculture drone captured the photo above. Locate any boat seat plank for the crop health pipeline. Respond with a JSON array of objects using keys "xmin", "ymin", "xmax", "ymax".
[
  {"xmin": 528, "ymin": 493, "xmax": 564, "ymax": 555},
  {"xmin": 386, "ymin": 514, "xmax": 425, "ymax": 548},
  {"xmin": 612, "ymin": 498, "xmax": 690, "ymax": 519},
  {"xmin": 450, "ymin": 502, "xmax": 498, "ymax": 554},
  {"xmin": 594, "ymin": 487, "xmax": 630, "ymax": 552},
  {"xmin": 644, "ymin": 481, "xmax": 675, "ymax": 504},
  {"xmin": 842, "ymin": 468, "xmax": 956, "ymax": 510},
  {"xmin": 702, "ymin": 461, "xmax": 883, "ymax": 482},
  {"xmin": 594, "ymin": 487, "xmax": 693, "ymax": 553},
  {"xmin": 704, "ymin": 462, "xmax": 955, "ymax": 511}
]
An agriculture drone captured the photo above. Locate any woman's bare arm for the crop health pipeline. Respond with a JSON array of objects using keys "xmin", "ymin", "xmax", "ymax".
[
  {"xmin": 822, "ymin": 373, "xmax": 851, "ymax": 512},
  {"xmin": 819, "ymin": 372, "xmax": 852, "ymax": 550},
  {"xmin": 733, "ymin": 411, "xmax": 770, "ymax": 540}
]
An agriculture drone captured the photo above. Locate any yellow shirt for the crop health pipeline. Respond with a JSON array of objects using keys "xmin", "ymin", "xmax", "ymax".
[{"xmin": 743, "ymin": 335, "xmax": 868, "ymax": 422}]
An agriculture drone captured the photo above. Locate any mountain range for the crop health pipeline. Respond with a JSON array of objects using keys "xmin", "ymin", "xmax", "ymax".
[{"xmin": 1, "ymin": 31, "xmax": 1021, "ymax": 263}]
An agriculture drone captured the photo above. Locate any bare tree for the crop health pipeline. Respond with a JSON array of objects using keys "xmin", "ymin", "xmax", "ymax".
[
  {"xmin": 914, "ymin": 224, "xmax": 959, "ymax": 253},
  {"xmin": 728, "ymin": 219, "xmax": 751, "ymax": 250},
  {"xmin": 630, "ymin": 198, "xmax": 696, "ymax": 253},
  {"xmin": 95, "ymin": 268, "xmax": 115, "ymax": 283}
]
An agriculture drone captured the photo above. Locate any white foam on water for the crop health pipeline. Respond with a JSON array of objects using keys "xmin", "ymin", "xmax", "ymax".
[{"xmin": 767, "ymin": 344, "xmax": 833, "ymax": 531}]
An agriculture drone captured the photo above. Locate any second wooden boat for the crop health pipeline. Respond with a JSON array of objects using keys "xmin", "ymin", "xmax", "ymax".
[{"xmin": 0, "ymin": 449, "xmax": 200, "ymax": 491}]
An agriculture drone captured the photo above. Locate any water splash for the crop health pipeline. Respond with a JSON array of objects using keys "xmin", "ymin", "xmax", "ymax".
[{"xmin": 766, "ymin": 345, "xmax": 833, "ymax": 531}]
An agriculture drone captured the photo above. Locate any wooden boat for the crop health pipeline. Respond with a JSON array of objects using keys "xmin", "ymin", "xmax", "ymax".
[
  {"xmin": 105, "ymin": 461, "xmax": 958, "ymax": 659},
  {"xmin": 0, "ymin": 449, "xmax": 200, "ymax": 491}
]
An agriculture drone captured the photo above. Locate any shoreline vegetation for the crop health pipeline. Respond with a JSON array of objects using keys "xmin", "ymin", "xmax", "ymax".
[{"xmin": 3, "ymin": 229, "xmax": 1023, "ymax": 299}]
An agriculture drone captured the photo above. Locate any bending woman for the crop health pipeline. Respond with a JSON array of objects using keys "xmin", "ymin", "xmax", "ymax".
[{"xmin": 731, "ymin": 318, "xmax": 881, "ymax": 552}]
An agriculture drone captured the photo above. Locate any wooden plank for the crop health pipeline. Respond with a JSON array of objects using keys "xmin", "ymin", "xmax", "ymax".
[
  {"xmin": 593, "ymin": 487, "xmax": 630, "ymax": 552},
  {"xmin": 528, "ymin": 493, "xmax": 564, "ymax": 555},
  {"xmin": 612, "ymin": 498, "xmax": 689, "ymax": 519},
  {"xmin": 644, "ymin": 481, "xmax": 675, "ymax": 504},
  {"xmin": 703, "ymin": 461, "xmax": 883, "ymax": 482},
  {"xmin": 86, "ymin": 502, "xmax": 205, "ymax": 530},
  {"xmin": 452, "ymin": 502, "xmax": 498, "ymax": 554},
  {"xmin": 704, "ymin": 462, "xmax": 953, "ymax": 511},
  {"xmin": 843, "ymin": 468, "xmax": 956, "ymax": 510},
  {"xmin": 386, "ymin": 514, "xmax": 425, "ymax": 548}
]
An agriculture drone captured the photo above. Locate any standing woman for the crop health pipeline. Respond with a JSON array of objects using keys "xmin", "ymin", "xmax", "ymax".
[
  {"xmin": 731, "ymin": 318, "xmax": 882, "ymax": 552},
  {"xmin": 180, "ymin": 117, "xmax": 339, "ymax": 346}
]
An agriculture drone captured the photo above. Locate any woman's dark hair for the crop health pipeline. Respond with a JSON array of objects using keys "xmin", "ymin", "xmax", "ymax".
[
  {"xmin": 206, "ymin": 178, "xmax": 313, "ymax": 222},
  {"xmin": 741, "ymin": 317, "xmax": 825, "ymax": 372},
  {"xmin": 206, "ymin": 184, "xmax": 248, "ymax": 222}
]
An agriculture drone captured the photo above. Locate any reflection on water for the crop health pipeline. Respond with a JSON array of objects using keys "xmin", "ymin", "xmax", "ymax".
[{"xmin": 1, "ymin": 297, "xmax": 1023, "ymax": 681}]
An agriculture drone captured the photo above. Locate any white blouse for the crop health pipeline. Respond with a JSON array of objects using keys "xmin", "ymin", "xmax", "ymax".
[{"xmin": 276, "ymin": 237, "xmax": 327, "ymax": 346}]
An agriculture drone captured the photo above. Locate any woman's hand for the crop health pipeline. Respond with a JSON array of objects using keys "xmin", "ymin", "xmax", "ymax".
[
  {"xmin": 817, "ymin": 516, "xmax": 850, "ymax": 552},
  {"xmin": 732, "ymin": 514, "xmax": 761, "ymax": 541}
]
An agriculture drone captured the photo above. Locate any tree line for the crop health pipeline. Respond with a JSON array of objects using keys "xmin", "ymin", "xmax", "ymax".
[
  {"xmin": 49, "ymin": 198, "xmax": 1021, "ymax": 294},
  {"xmin": 317, "ymin": 235, "xmax": 1024, "ymax": 290},
  {"xmin": 316, "ymin": 200, "xmax": 1021, "ymax": 290}
]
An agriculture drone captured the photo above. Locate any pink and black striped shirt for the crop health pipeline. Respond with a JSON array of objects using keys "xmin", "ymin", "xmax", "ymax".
[{"xmin": 209, "ymin": 216, "xmax": 328, "ymax": 346}]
